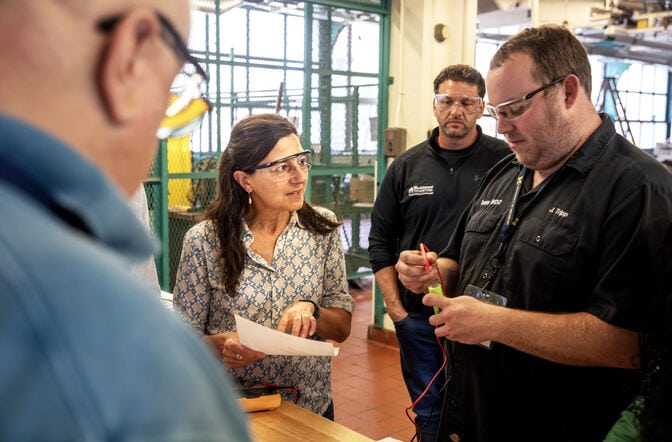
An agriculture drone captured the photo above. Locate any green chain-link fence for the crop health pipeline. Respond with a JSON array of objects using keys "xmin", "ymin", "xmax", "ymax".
[{"xmin": 147, "ymin": 0, "xmax": 390, "ymax": 291}]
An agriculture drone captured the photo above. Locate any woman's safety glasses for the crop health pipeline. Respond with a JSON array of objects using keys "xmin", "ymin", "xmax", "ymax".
[{"xmin": 245, "ymin": 151, "xmax": 312, "ymax": 182}]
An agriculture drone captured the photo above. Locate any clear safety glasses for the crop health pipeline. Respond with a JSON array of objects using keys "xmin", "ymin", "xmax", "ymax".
[
  {"xmin": 245, "ymin": 150, "xmax": 312, "ymax": 182},
  {"xmin": 434, "ymin": 94, "xmax": 483, "ymax": 114},
  {"xmin": 485, "ymin": 77, "xmax": 565, "ymax": 121}
]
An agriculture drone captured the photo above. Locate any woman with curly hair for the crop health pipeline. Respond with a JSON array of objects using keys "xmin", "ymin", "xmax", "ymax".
[{"xmin": 173, "ymin": 114, "xmax": 354, "ymax": 419}]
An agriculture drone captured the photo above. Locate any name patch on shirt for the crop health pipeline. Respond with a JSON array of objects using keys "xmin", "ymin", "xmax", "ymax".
[
  {"xmin": 480, "ymin": 199, "xmax": 503, "ymax": 206},
  {"xmin": 548, "ymin": 207, "xmax": 569, "ymax": 218},
  {"xmin": 408, "ymin": 185, "xmax": 434, "ymax": 197}
]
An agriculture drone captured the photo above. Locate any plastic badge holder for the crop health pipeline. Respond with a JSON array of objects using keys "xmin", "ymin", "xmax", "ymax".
[{"xmin": 463, "ymin": 284, "xmax": 508, "ymax": 349}]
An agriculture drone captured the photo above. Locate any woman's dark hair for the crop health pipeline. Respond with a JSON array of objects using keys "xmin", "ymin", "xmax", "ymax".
[{"xmin": 206, "ymin": 113, "xmax": 340, "ymax": 297}]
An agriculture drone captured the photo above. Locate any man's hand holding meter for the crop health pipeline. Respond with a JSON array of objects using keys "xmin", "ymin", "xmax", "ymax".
[
  {"xmin": 397, "ymin": 250, "xmax": 501, "ymax": 346},
  {"xmin": 396, "ymin": 251, "xmax": 499, "ymax": 343}
]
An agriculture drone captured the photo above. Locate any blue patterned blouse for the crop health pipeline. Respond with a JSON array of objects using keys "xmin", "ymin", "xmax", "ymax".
[{"xmin": 173, "ymin": 209, "xmax": 355, "ymax": 414}]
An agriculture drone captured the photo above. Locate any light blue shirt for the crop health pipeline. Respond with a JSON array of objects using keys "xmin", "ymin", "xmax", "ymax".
[{"xmin": 0, "ymin": 114, "xmax": 251, "ymax": 441}]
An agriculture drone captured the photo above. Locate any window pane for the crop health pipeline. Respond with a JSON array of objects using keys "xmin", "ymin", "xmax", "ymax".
[
  {"xmin": 653, "ymin": 65, "xmax": 669, "ymax": 93},
  {"xmin": 638, "ymin": 94, "xmax": 653, "ymax": 121},
  {"xmin": 624, "ymin": 91, "xmax": 640, "ymax": 118},
  {"xmin": 654, "ymin": 124, "xmax": 668, "ymax": 148},
  {"xmin": 640, "ymin": 65, "xmax": 655, "ymax": 93},
  {"xmin": 654, "ymin": 95, "xmax": 667, "ymax": 121},
  {"xmin": 639, "ymin": 122, "xmax": 654, "ymax": 149}
]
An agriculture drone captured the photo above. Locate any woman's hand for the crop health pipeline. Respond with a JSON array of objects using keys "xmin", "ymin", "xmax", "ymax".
[
  {"xmin": 276, "ymin": 301, "xmax": 318, "ymax": 338},
  {"xmin": 204, "ymin": 332, "xmax": 265, "ymax": 369}
]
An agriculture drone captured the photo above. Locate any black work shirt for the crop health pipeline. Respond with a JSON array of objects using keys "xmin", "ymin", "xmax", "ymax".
[
  {"xmin": 438, "ymin": 115, "xmax": 672, "ymax": 441},
  {"xmin": 368, "ymin": 126, "xmax": 509, "ymax": 316}
]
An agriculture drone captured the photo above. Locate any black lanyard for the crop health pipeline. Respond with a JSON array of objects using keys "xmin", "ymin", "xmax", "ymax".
[{"xmin": 481, "ymin": 166, "xmax": 554, "ymax": 289}]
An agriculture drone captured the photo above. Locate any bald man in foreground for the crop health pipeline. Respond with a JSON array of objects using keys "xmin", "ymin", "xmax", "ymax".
[{"xmin": 0, "ymin": 1, "xmax": 251, "ymax": 440}]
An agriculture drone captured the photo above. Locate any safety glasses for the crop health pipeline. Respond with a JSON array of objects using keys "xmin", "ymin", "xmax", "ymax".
[{"xmin": 485, "ymin": 77, "xmax": 565, "ymax": 121}]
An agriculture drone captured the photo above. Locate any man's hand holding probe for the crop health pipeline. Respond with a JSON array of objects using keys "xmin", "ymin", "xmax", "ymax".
[
  {"xmin": 396, "ymin": 250, "xmax": 503, "ymax": 345},
  {"xmin": 395, "ymin": 249, "xmax": 443, "ymax": 294},
  {"xmin": 396, "ymin": 248, "xmax": 461, "ymax": 315}
]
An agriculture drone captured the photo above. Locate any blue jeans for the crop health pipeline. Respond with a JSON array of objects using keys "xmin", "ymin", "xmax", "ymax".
[{"xmin": 394, "ymin": 314, "xmax": 445, "ymax": 442}]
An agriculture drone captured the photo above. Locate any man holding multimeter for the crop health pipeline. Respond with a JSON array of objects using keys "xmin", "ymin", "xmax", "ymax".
[
  {"xmin": 368, "ymin": 65, "xmax": 509, "ymax": 442},
  {"xmin": 396, "ymin": 26, "xmax": 672, "ymax": 442}
]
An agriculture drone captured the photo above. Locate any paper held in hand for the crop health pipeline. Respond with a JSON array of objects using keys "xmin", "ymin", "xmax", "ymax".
[{"xmin": 235, "ymin": 314, "xmax": 339, "ymax": 356}]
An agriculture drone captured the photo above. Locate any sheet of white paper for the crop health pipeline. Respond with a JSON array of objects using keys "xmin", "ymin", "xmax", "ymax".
[{"xmin": 235, "ymin": 314, "xmax": 339, "ymax": 356}]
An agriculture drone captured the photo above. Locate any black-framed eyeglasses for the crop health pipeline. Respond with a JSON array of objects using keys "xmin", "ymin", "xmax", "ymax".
[
  {"xmin": 434, "ymin": 94, "xmax": 483, "ymax": 114},
  {"xmin": 486, "ymin": 76, "xmax": 566, "ymax": 121},
  {"xmin": 98, "ymin": 12, "xmax": 212, "ymax": 139},
  {"xmin": 244, "ymin": 150, "xmax": 312, "ymax": 182}
]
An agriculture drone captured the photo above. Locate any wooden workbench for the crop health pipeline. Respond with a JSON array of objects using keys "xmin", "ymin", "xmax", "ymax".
[{"xmin": 248, "ymin": 400, "xmax": 375, "ymax": 442}]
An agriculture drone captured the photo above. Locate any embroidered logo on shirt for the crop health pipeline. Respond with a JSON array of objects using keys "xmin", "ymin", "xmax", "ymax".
[{"xmin": 408, "ymin": 185, "xmax": 434, "ymax": 197}]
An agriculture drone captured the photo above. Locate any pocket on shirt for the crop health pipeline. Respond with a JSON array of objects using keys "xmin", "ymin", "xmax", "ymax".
[
  {"xmin": 464, "ymin": 208, "xmax": 500, "ymax": 234},
  {"xmin": 460, "ymin": 209, "xmax": 502, "ymax": 262},
  {"xmin": 517, "ymin": 218, "xmax": 578, "ymax": 256},
  {"xmin": 512, "ymin": 218, "xmax": 580, "ymax": 309},
  {"xmin": 463, "ymin": 208, "xmax": 501, "ymax": 246}
]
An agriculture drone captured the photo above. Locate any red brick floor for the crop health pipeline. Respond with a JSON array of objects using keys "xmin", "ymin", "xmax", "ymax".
[{"xmin": 331, "ymin": 277, "xmax": 417, "ymax": 441}]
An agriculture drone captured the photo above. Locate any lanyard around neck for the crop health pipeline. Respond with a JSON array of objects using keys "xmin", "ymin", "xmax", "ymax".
[
  {"xmin": 481, "ymin": 166, "xmax": 555, "ymax": 288},
  {"xmin": 498, "ymin": 167, "xmax": 527, "ymax": 253}
]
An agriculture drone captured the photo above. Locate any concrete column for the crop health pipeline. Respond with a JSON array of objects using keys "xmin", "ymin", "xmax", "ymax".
[{"xmin": 388, "ymin": 0, "xmax": 478, "ymax": 148}]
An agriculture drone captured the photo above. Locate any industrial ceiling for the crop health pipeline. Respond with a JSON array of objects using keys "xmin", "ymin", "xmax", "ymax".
[{"xmin": 478, "ymin": 0, "xmax": 672, "ymax": 68}]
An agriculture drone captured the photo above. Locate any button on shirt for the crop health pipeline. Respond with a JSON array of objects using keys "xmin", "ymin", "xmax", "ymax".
[{"xmin": 174, "ymin": 210, "xmax": 355, "ymax": 415}]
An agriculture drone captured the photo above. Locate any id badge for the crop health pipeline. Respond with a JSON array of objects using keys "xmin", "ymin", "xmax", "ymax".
[{"xmin": 464, "ymin": 284, "xmax": 508, "ymax": 349}]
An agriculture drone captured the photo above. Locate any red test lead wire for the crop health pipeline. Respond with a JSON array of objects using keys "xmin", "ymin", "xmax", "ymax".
[
  {"xmin": 419, "ymin": 242, "xmax": 431, "ymax": 270},
  {"xmin": 406, "ymin": 243, "xmax": 449, "ymax": 441}
]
